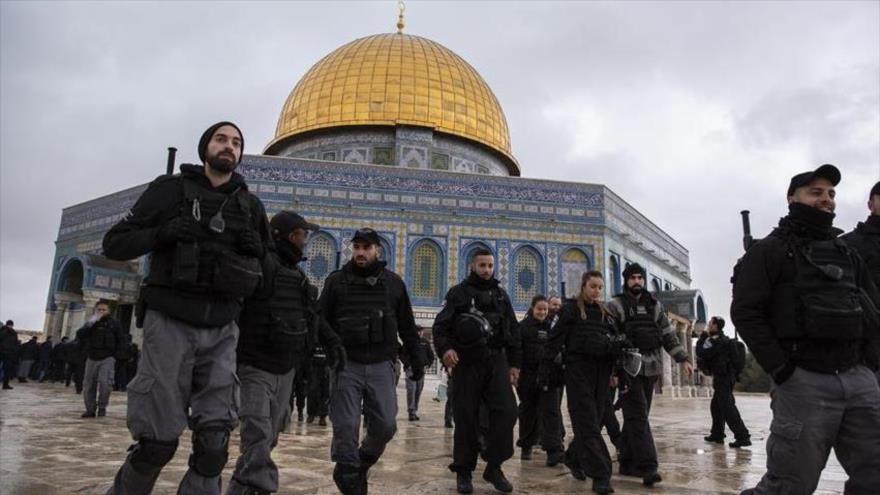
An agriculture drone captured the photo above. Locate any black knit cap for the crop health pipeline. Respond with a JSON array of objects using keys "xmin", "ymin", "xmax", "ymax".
[
  {"xmin": 870, "ymin": 181, "xmax": 880, "ymax": 198},
  {"xmin": 198, "ymin": 121, "xmax": 244, "ymax": 164},
  {"xmin": 622, "ymin": 262, "xmax": 646, "ymax": 281}
]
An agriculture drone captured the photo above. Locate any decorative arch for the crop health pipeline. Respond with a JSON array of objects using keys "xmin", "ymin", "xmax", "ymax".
[
  {"xmin": 561, "ymin": 248, "xmax": 590, "ymax": 299},
  {"xmin": 664, "ymin": 281, "xmax": 672, "ymax": 291},
  {"xmin": 651, "ymin": 278, "xmax": 662, "ymax": 293},
  {"xmin": 511, "ymin": 246, "xmax": 544, "ymax": 308},
  {"xmin": 57, "ymin": 258, "xmax": 85, "ymax": 295},
  {"xmin": 305, "ymin": 232, "xmax": 338, "ymax": 292},
  {"xmin": 377, "ymin": 235, "xmax": 395, "ymax": 271},
  {"xmin": 608, "ymin": 255, "xmax": 622, "ymax": 295},
  {"xmin": 408, "ymin": 239, "xmax": 445, "ymax": 304},
  {"xmin": 696, "ymin": 295, "xmax": 707, "ymax": 323},
  {"xmin": 459, "ymin": 241, "xmax": 494, "ymax": 281}
]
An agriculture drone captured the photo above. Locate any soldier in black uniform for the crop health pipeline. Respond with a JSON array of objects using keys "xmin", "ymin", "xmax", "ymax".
[
  {"xmin": 76, "ymin": 301, "xmax": 126, "ymax": 418},
  {"xmin": 733, "ymin": 164, "xmax": 880, "ymax": 494},
  {"xmin": 516, "ymin": 295, "xmax": 563, "ymax": 466},
  {"xmin": 842, "ymin": 181, "xmax": 880, "ymax": 294},
  {"xmin": 319, "ymin": 228, "xmax": 425, "ymax": 495},
  {"xmin": 433, "ymin": 248, "xmax": 521, "ymax": 494},
  {"xmin": 103, "ymin": 121, "xmax": 271, "ymax": 495},
  {"xmin": 307, "ymin": 343, "xmax": 331, "ymax": 425},
  {"xmin": 606, "ymin": 262, "xmax": 693, "ymax": 487},
  {"xmin": 696, "ymin": 316, "xmax": 750, "ymax": 447},
  {"xmin": 227, "ymin": 211, "xmax": 345, "ymax": 495},
  {"xmin": 545, "ymin": 270, "xmax": 625, "ymax": 494}
]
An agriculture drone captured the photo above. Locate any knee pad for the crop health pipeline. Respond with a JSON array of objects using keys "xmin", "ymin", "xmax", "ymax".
[
  {"xmin": 128, "ymin": 438, "xmax": 178, "ymax": 475},
  {"xmin": 188, "ymin": 426, "xmax": 230, "ymax": 478}
]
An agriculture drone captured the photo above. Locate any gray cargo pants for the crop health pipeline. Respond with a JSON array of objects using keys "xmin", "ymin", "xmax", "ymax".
[
  {"xmin": 330, "ymin": 359, "xmax": 398, "ymax": 466},
  {"xmin": 749, "ymin": 365, "xmax": 880, "ymax": 495},
  {"xmin": 226, "ymin": 364, "xmax": 296, "ymax": 495},
  {"xmin": 107, "ymin": 310, "xmax": 239, "ymax": 495},
  {"xmin": 83, "ymin": 356, "xmax": 115, "ymax": 413}
]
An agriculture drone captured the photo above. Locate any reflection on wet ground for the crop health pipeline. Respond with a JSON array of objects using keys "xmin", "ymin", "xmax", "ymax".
[{"xmin": 0, "ymin": 381, "xmax": 846, "ymax": 494}]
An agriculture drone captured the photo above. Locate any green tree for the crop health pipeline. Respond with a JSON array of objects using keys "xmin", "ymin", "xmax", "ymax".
[{"xmin": 736, "ymin": 351, "xmax": 770, "ymax": 393}]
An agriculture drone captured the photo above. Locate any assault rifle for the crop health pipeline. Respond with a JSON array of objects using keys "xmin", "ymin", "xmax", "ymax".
[{"xmin": 730, "ymin": 210, "xmax": 761, "ymax": 341}]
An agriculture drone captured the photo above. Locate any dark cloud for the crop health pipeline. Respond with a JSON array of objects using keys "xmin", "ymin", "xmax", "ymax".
[{"xmin": 1, "ymin": 1, "xmax": 878, "ymax": 331}]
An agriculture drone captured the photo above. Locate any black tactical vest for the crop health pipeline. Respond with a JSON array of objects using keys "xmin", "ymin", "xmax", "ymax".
[
  {"xmin": 567, "ymin": 306, "xmax": 616, "ymax": 357},
  {"xmin": 520, "ymin": 317, "xmax": 550, "ymax": 368},
  {"xmin": 241, "ymin": 257, "xmax": 314, "ymax": 352},
  {"xmin": 772, "ymin": 238, "xmax": 864, "ymax": 341},
  {"xmin": 620, "ymin": 295, "xmax": 662, "ymax": 352},
  {"xmin": 155, "ymin": 177, "xmax": 260, "ymax": 297},
  {"xmin": 89, "ymin": 318, "xmax": 118, "ymax": 355},
  {"xmin": 334, "ymin": 270, "xmax": 397, "ymax": 348}
]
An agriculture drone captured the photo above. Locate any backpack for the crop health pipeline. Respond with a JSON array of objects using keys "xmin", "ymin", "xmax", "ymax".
[{"xmin": 730, "ymin": 338, "xmax": 747, "ymax": 377}]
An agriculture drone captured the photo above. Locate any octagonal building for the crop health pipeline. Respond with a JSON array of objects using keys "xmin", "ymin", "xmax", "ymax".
[{"xmin": 45, "ymin": 29, "xmax": 709, "ymax": 395}]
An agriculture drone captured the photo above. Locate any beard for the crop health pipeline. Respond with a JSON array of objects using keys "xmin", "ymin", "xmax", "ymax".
[
  {"xmin": 627, "ymin": 284, "xmax": 643, "ymax": 295},
  {"xmin": 206, "ymin": 151, "xmax": 237, "ymax": 173}
]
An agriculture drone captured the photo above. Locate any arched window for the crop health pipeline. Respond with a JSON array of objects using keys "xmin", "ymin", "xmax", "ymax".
[
  {"xmin": 561, "ymin": 248, "xmax": 589, "ymax": 299},
  {"xmin": 651, "ymin": 278, "xmax": 662, "ymax": 293},
  {"xmin": 58, "ymin": 259, "xmax": 84, "ymax": 295},
  {"xmin": 696, "ymin": 295, "xmax": 707, "ymax": 323},
  {"xmin": 410, "ymin": 240, "xmax": 443, "ymax": 302},
  {"xmin": 512, "ymin": 246, "xmax": 544, "ymax": 307},
  {"xmin": 305, "ymin": 232, "xmax": 337, "ymax": 293},
  {"xmin": 608, "ymin": 255, "xmax": 622, "ymax": 295},
  {"xmin": 664, "ymin": 282, "xmax": 672, "ymax": 291},
  {"xmin": 459, "ymin": 241, "xmax": 494, "ymax": 280},
  {"xmin": 376, "ymin": 235, "xmax": 395, "ymax": 271}
]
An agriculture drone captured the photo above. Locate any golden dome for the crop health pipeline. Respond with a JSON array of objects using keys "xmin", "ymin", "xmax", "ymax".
[{"xmin": 267, "ymin": 33, "xmax": 518, "ymax": 175}]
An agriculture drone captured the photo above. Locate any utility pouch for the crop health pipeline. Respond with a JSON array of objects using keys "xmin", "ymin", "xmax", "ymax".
[
  {"xmin": 172, "ymin": 242, "xmax": 199, "ymax": 287},
  {"xmin": 270, "ymin": 316, "xmax": 309, "ymax": 350},
  {"xmin": 369, "ymin": 309, "xmax": 386, "ymax": 344},
  {"xmin": 213, "ymin": 251, "xmax": 262, "ymax": 298},
  {"xmin": 338, "ymin": 316, "xmax": 371, "ymax": 346},
  {"xmin": 800, "ymin": 293, "xmax": 863, "ymax": 340}
]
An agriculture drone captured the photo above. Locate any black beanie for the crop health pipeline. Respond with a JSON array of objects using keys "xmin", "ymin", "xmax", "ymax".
[
  {"xmin": 870, "ymin": 181, "xmax": 880, "ymax": 198},
  {"xmin": 198, "ymin": 121, "xmax": 244, "ymax": 164},
  {"xmin": 622, "ymin": 262, "xmax": 646, "ymax": 281}
]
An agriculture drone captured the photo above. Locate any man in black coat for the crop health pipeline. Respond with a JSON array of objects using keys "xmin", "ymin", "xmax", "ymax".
[
  {"xmin": 17, "ymin": 336, "xmax": 39, "ymax": 383},
  {"xmin": 227, "ymin": 211, "xmax": 345, "ymax": 495},
  {"xmin": 696, "ymin": 316, "xmax": 750, "ymax": 447},
  {"xmin": 103, "ymin": 121, "xmax": 272, "ymax": 495},
  {"xmin": 732, "ymin": 164, "xmax": 880, "ymax": 494},
  {"xmin": 0, "ymin": 320, "xmax": 19, "ymax": 390},
  {"xmin": 76, "ymin": 301, "xmax": 126, "ymax": 417},
  {"xmin": 433, "ymin": 248, "xmax": 521, "ymax": 494},
  {"xmin": 37, "ymin": 336, "xmax": 54, "ymax": 382}
]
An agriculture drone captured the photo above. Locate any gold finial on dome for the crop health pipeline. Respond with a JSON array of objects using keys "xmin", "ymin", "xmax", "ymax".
[{"xmin": 396, "ymin": 0, "xmax": 405, "ymax": 33}]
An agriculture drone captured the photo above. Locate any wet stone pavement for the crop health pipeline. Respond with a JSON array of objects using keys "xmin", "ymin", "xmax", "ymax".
[{"xmin": 0, "ymin": 380, "xmax": 847, "ymax": 494}]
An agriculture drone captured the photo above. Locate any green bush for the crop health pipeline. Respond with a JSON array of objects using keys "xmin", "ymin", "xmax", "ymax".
[{"xmin": 736, "ymin": 352, "xmax": 770, "ymax": 393}]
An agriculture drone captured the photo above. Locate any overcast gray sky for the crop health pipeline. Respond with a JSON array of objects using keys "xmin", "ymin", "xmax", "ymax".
[{"xmin": 1, "ymin": 1, "xmax": 878, "ymax": 331}]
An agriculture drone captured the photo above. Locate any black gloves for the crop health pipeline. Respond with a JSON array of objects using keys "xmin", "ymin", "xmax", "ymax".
[
  {"xmin": 158, "ymin": 215, "xmax": 202, "ymax": 244},
  {"xmin": 327, "ymin": 344, "xmax": 347, "ymax": 373},
  {"xmin": 237, "ymin": 228, "xmax": 264, "ymax": 258}
]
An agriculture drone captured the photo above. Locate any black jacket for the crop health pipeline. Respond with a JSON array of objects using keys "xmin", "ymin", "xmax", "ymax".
[
  {"xmin": 0, "ymin": 325, "xmax": 18, "ymax": 356},
  {"xmin": 319, "ymin": 260, "xmax": 420, "ymax": 365},
  {"xmin": 518, "ymin": 314, "xmax": 552, "ymax": 372},
  {"xmin": 432, "ymin": 274, "xmax": 522, "ymax": 369},
  {"xmin": 76, "ymin": 316, "xmax": 125, "ymax": 361},
  {"xmin": 696, "ymin": 333, "xmax": 733, "ymax": 377},
  {"xmin": 19, "ymin": 339, "xmax": 39, "ymax": 361},
  {"xmin": 731, "ymin": 213, "xmax": 880, "ymax": 378},
  {"xmin": 842, "ymin": 215, "xmax": 880, "ymax": 290},
  {"xmin": 102, "ymin": 164, "xmax": 271, "ymax": 328},
  {"xmin": 238, "ymin": 249, "xmax": 342, "ymax": 374}
]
